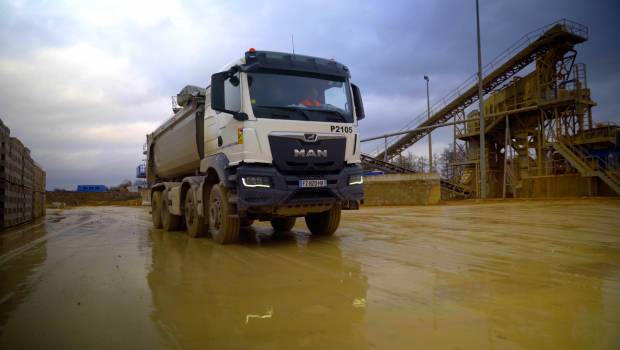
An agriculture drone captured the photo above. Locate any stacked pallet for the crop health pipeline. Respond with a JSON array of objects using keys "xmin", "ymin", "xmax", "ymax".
[
  {"xmin": 33, "ymin": 163, "xmax": 46, "ymax": 219},
  {"xmin": 0, "ymin": 118, "xmax": 46, "ymax": 228}
]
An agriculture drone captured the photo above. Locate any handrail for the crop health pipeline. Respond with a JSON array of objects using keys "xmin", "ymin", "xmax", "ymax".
[{"xmin": 558, "ymin": 137, "xmax": 619, "ymax": 180}]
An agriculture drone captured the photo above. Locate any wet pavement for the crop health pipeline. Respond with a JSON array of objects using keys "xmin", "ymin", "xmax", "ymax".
[{"xmin": 0, "ymin": 199, "xmax": 619, "ymax": 349}]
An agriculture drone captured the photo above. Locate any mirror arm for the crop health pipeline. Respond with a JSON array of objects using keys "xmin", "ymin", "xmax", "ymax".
[
  {"xmin": 233, "ymin": 112, "xmax": 249, "ymax": 121},
  {"xmin": 227, "ymin": 65, "xmax": 240, "ymax": 77}
]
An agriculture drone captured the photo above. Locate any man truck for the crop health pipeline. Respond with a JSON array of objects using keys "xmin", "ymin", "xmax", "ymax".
[{"xmin": 146, "ymin": 49, "xmax": 365, "ymax": 244}]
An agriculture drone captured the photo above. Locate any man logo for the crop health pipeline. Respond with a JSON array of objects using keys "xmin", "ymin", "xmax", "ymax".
[
  {"xmin": 304, "ymin": 133, "xmax": 318, "ymax": 142},
  {"xmin": 294, "ymin": 149, "xmax": 328, "ymax": 158}
]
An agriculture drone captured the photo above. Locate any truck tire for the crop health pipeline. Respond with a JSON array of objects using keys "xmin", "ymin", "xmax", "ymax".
[
  {"xmin": 184, "ymin": 190, "xmax": 206, "ymax": 237},
  {"xmin": 151, "ymin": 191, "xmax": 163, "ymax": 229},
  {"xmin": 241, "ymin": 218, "xmax": 254, "ymax": 227},
  {"xmin": 271, "ymin": 217, "xmax": 296, "ymax": 232},
  {"xmin": 161, "ymin": 189, "xmax": 181, "ymax": 231},
  {"xmin": 208, "ymin": 184, "xmax": 240, "ymax": 244},
  {"xmin": 304, "ymin": 204, "xmax": 341, "ymax": 236}
]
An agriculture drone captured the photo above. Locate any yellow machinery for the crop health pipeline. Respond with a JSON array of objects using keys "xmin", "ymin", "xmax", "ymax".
[
  {"xmin": 363, "ymin": 19, "xmax": 619, "ymax": 198},
  {"xmin": 451, "ymin": 24, "xmax": 618, "ymax": 197}
]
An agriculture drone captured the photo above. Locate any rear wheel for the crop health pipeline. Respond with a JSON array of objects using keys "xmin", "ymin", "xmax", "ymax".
[
  {"xmin": 161, "ymin": 189, "xmax": 181, "ymax": 231},
  {"xmin": 208, "ymin": 184, "xmax": 240, "ymax": 244},
  {"xmin": 271, "ymin": 217, "xmax": 296, "ymax": 232},
  {"xmin": 304, "ymin": 204, "xmax": 341, "ymax": 236},
  {"xmin": 185, "ymin": 189, "xmax": 206, "ymax": 237},
  {"xmin": 151, "ymin": 191, "xmax": 163, "ymax": 229}
]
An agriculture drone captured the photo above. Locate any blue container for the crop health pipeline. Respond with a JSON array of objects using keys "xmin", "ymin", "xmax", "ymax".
[
  {"xmin": 76, "ymin": 185, "xmax": 107, "ymax": 192},
  {"xmin": 363, "ymin": 170, "xmax": 385, "ymax": 177},
  {"xmin": 136, "ymin": 164, "xmax": 146, "ymax": 179}
]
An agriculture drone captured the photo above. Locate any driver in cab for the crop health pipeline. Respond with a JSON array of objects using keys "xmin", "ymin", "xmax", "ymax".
[{"xmin": 299, "ymin": 86, "xmax": 322, "ymax": 107}]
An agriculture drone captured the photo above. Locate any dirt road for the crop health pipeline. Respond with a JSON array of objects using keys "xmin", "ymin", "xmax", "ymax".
[{"xmin": 1, "ymin": 199, "xmax": 619, "ymax": 349}]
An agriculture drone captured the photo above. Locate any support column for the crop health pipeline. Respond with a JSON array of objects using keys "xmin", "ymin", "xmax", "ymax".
[{"xmin": 503, "ymin": 115, "xmax": 510, "ymax": 198}]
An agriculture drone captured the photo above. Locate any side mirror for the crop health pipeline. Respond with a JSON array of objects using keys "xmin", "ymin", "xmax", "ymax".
[
  {"xmin": 210, "ymin": 69, "xmax": 245, "ymax": 121},
  {"xmin": 352, "ymin": 84, "xmax": 365, "ymax": 120},
  {"xmin": 210, "ymin": 71, "xmax": 227, "ymax": 112}
]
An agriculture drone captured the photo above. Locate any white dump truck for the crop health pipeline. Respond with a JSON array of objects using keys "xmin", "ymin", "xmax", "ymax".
[{"xmin": 146, "ymin": 49, "xmax": 365, "ymax": 243}]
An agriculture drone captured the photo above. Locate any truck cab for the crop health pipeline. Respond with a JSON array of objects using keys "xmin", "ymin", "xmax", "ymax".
[{"xmin": 147, "ymin": 50, "xmax": 365, "ymax": 244}]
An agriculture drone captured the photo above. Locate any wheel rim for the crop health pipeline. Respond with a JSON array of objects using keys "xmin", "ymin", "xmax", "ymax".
[{"xmin": 210, "ymin": 196, "xmax": 222, "ymax": 230}]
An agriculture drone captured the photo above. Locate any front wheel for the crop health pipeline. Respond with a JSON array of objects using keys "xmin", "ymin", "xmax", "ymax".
[
  {"xmin": 304, "ymin": 204, "xmax": 341, "ymax": 237},
  {"xmin": 208, "ymin": 184, "xmax": 240, "ymax": 244}
]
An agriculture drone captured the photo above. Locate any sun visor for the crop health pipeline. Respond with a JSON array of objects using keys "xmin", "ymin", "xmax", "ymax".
[{"xmin": 242, "ymin": 50, "xmax": 350, "ymax": 79}]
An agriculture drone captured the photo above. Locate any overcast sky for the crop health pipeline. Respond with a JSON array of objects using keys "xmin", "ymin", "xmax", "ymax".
[{"xmin": 1, "ymin": 0, "xmax": 618, "ymax": 189}]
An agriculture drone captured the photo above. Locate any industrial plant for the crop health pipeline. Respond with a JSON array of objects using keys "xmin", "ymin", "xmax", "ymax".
[{"xmin": 362, "ymin": 20, "xmax": 619, "ymax": 199}]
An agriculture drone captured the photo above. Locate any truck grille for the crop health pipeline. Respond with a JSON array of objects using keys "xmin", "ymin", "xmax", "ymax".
[{"xmin": 268, "ymin": 135, "xmax": 346, "ymax": 174}]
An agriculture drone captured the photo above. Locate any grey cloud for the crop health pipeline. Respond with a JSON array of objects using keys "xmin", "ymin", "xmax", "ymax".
[{"xmin": 0, "ymin": 0, "xmax": 618, "ymax": 189}]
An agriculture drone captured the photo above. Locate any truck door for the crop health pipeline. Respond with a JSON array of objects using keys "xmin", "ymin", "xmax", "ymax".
[{"xmin": 204, "ymin": 89, "xmax": 219, "ymax": 156}]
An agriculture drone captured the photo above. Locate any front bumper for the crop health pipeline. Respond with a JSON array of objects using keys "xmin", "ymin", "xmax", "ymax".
[{"xmin": 234, "ymin": 164, "xmax": 364, "ymax": 216}]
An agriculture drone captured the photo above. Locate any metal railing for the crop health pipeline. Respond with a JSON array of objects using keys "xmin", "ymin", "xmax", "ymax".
[{"xmin": 557, "ymin": 137, "xmax": 620, "ymax": 185}]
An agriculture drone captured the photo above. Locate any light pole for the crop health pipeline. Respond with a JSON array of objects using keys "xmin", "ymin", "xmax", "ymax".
[
  {"xmin": 424, "ymin": 75, "xmax": 432, "ymax": 172},
  {"xmin": 476, "ymin": 0, "xmax": 486, "ymax": 198}
]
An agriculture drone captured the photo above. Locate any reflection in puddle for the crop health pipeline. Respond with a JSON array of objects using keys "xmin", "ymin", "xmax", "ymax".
[
  {"xmin": 147, "ymin": 224, "xmax": 368, "ymax": 349},
  {"xmin": 0, "ymin": 223, "xmax": 48, "ymax": 332},
  {"xmin": 245, "ymin": 308, "xmax": 273, "ymax": 324},
  {"xmin": 0, "ymin": 201, "xmax": 618, "ymax": 349}
]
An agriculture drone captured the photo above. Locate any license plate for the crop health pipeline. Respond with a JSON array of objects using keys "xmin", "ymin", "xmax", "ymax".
[{"xmin": 298, "ymin": 179, "xmax": 327, "ymax": 188}]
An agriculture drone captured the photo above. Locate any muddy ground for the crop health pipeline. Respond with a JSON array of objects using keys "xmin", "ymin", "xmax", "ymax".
[{"xmin": 1, "ymin": 199, "xmax": 619, "ymax": 349}]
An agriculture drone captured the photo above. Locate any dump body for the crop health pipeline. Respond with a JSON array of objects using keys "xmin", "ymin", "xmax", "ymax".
[{"xmin": 149, "ymin": 107, "xmax": 202, "ymax": 179}]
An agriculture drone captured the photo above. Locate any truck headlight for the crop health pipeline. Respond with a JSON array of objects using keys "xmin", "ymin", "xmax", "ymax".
[
  {"xmin": 348, "ymin": 175, "xmax": 363, "ymax": 185},
  {"xmin": 241, "ymin": 176, "xmax": 271, "ymax": 188}
]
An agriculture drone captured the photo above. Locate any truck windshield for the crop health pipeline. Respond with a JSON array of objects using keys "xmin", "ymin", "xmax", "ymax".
[{"xmin": 247, "ymin": 72, "xmax": 353, "ymax": 123}]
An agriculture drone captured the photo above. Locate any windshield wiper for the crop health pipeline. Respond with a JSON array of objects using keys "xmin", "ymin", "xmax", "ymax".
[
  {"xmin": 268, "ymin": 114, "xmax": 291, "ymax": 119},
  {"xmin": 320, "ymin": 109, "xmax": 348, "ymax": 123},
  {"xmin": 255, "ymin": 105, "xmax": 310, "ymax": 120}
]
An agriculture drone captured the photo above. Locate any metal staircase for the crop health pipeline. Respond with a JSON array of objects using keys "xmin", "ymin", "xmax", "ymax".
[
  {"xmin": 440, "ymin": 180, "xmax": 471, "ymax": 198},
  {"xmin": 551, "ymin": 140, "xmax": 620, "ymax": 194},
  {"xmin": 361, "ymin": 153, "xmax": 471, "ymax": 197},
  {"xmin": 360, "ymin": 153, "xmax": 412, "ymax": 174}
]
